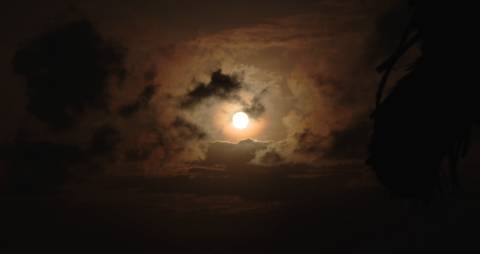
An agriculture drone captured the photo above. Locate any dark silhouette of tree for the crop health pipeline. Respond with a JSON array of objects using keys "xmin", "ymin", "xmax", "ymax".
[{"xmin": 367, "ymin": 1, "xmax": 477, "ymax": 199}]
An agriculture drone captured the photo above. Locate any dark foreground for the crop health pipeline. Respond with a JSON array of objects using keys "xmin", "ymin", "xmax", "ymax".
[{"xmin": 2, "ymin": 167, "xmax": 480, "ymax": 254}]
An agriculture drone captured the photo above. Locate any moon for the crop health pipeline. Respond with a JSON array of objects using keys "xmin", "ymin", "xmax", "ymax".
[{"xmin": 232, "ymin": 112, "xmax": 249, "ymax": 129}]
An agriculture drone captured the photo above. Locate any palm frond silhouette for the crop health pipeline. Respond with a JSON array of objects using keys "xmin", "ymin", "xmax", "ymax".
[{"xmin": 367, "ymin": 1, "xmax": 476, "ymax": 199}]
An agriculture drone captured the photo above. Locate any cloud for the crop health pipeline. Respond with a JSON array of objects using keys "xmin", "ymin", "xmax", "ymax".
[
  {"xmin": 4, "ymin": 1, "xmax": 408, "ymax": 178},
  {"xmin": 0, "ymin": 141, "xmax": 82, "ymax": 193},
  {"xmin": 171, "ymin": 116, "xmax": 207, "ymax": 140},
  {"xmin": 120, "ymin": 115, "xmax": 209, "ymax": 172},
  {"xmin": 252, "ymin": 147, "xmax": 284, "ymax": 165},
  {"xmin": 180, "ymin": 69, "xmax": 242, "ymax": 109},
  {"xmin": 167, "ymin": 4, "xmax": 404, "ymax": 168},
  {"xmin": 293, "ymin": 128, "xmax": 324, "ymax": 154},
  {"xmin": 0, "ymin": 123, "xmax": 126, "ymax": 193},
  {"xmin": 325, "ymin": 117, "xmax": 371, "ymax": 160},
  {"xmin": 13, "ymin": 19, "xmax": 126, "ymax": 130},
  {"xmin": 203, "ymin": 139, "xmax": 268, "ymax": 169},
  {"xmin": 124, "ymin": 129, "xmax": 164, "ymax": 163},
  {"xmin": 89, "ymin": 125, "xmax": 122, "ymax": 159},
  {"xmin": 242, "ymin": 88, "xmax": 268, "ymax": 119},
  {"xmin": 119, "ymin": 84, "xmax": 157, "ymax": 118}
]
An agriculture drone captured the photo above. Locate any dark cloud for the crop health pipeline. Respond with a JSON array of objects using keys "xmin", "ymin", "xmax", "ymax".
[
  {"xmin": 294, "ymin": 129, "xmax": 323, "ymax": 154},
  {"xmin": 125, "ymin": 148, "xmax": 153, "ymax": 162},
  {"xmin": 144, "ymin": 68, "xmax": 156, "ymax": 82},
  {"xmin": 13, "ymin": 19, "xmax": 126, "ymax": 129},
  {"xmin": 325, "ymin": 118, "xmax": 370, "ymax": 160},
  {"xmin": 256, "ymin": 149, "xmax": 284, "ymax": 165},
  {"xmin": 119, "ymin": 84, "xmax": 156, "ymax": 118},
  {"xmin": 0, "ymin": 142, "xmax": 82, "ymax": 194},
  {"xmin": 122, "ymin": 116, "xmax": 206, "ymax": 165},
  {"xmin": 203, "ymin": 139, "xmax": 268, "ymax": 169},
  {"xmin": 243, "ymin": 88, "xmax": 267, "ymax": 119},
  {"xmin": 180, "ymin": 69, "xmax": 242, "ymax": 109},
  {"xmin": 124, "ymin": 129, "xmax": 164, "ymax": 163},
  {"xmin": 89, "ymin": 125, "xmax": 122, "ymax": 158},
  {"xmin": 187, "ymin": 167, "xmax": 228, "ymax": 178},
  {"xmin": 172, "ymin": 116, "xmax": 207, "ymax": 140},
  {"xmin": 0, "ymin": 124, "xmax": 125, "ymax": 194}
]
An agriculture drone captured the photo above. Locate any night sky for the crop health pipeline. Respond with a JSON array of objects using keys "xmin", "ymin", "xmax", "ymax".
[{"xmin": 1, "ymin": 1, "xmax": 480, "ymax": 253}]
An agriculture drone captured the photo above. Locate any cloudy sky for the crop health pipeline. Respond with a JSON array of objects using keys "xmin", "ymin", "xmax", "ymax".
[
  {"xmin": 1, "ymin": 0, "xmax": 412, "ymax": 178},
  {"xmin": 4, "ymin": 1, "xmax": 480, "ymax": 253}
]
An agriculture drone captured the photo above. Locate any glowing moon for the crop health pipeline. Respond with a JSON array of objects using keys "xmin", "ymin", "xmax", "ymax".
[{"xmin": 232, "ymin": 112, "xmax": 249, "ymax": 129}]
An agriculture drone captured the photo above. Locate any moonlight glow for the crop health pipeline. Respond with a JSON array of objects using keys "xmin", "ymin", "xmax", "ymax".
[{"xmin": 232, "ymin": 112, "xmax": 249, "ymax": 129}]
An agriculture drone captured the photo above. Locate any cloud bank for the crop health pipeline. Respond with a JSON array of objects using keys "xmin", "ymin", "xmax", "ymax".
[{"xmin": 2, "ymin": 1, "xmax": 410, "ymax": 193}]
